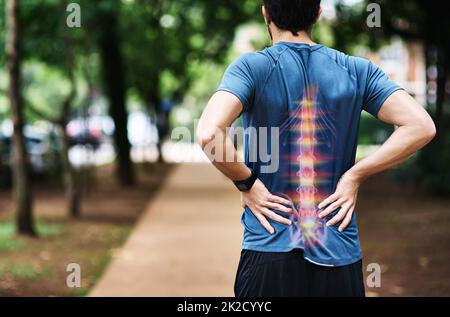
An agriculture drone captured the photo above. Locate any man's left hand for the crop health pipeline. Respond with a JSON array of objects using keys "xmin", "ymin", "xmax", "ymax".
[{"xmin": 318, "ymin": 171, "xmax": 361, "ymax": 232}]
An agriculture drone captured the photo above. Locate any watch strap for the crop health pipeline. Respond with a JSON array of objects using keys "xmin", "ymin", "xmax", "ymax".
[{"xmin": 233, "ymin": 169, "xmax": 258, "ymax": 192}]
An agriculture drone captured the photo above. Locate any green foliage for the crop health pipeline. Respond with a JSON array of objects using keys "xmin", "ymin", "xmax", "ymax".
[
  {"xmin": 0, "ymin": 1, "xmax": 6, "ymax": 121},
  {"xmin": 21, "ymin": 61, "xmax": 88, "ymax": 122},
  {"xmin": 21, "ymin": 0, "xmax": 72, "ymax": 70},
  {"xmin": 0, "ymin": 2, "xmax": 5, "ymax": 65},
  {"xmin": 121, "ymin": 0, "xmax": 261, "ymax": 109},
  {"xmin": 331, "ymin": 0, "xmax": 388, "ymax": 54},
  {"xmin": 0, "ymin": 0, "xmax": 263, "ymax": 119},
  {"xmin": 0, "ymin": 71, "xmax": 8, "ymax": 121},
  {"xmin": 23, "ymin": 61, "xmax": 71, "ymax": 118}
]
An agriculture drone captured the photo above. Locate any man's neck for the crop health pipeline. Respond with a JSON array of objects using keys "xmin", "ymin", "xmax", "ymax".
[{"xmin": 271, "ymin": 30, "xmax": 316, "ymax": 46}]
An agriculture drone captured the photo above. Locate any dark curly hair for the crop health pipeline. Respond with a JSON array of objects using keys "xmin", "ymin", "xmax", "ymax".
[{"xmin": 263, "ymin": 0, "xmax": 321, "ymax": 35}]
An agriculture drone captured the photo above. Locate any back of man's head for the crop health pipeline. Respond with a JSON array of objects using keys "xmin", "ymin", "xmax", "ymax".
[{"xmin": 263, "ymin": 0, "xmax": 321, "ymax": 35}]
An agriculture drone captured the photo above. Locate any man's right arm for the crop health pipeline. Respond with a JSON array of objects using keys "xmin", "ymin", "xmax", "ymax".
[{"xmin": 197, "ymin": 91, "xmax": 293, "ymax": 234}]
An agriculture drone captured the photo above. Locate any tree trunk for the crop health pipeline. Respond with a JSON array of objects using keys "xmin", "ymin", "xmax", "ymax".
[
  {"xmin": 58, "ymin": 124, "xmax": 80, "ymax": 218},
  {"xmin": 147, "ymin": 88, "xmax": 167, "ymax": 163},
  {"xmin": 98, "ymin": 6, "xmax": 135, "ymax": 186},
  {"xmin": 434, "ymin": 50, "xmax": 446, "ymax": 130},
  {"xmin": 6, "ymin": 0, "xmax": 35, "ymax": 236}
]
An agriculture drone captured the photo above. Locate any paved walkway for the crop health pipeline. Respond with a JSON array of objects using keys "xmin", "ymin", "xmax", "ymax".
[{"xmin": 90, "ymin": 163, "xmax": 243, "ymax": 297}]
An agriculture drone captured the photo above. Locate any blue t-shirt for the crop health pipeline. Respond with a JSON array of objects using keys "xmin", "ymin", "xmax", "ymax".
[{"xmin": 217, "ymin": 42, "xmax": 402, "ymax": 267}]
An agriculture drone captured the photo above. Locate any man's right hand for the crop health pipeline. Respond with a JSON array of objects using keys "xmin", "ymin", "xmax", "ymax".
[{"xmin": 240, "ymin": 179, "xmax": 293, "ymax": 234}]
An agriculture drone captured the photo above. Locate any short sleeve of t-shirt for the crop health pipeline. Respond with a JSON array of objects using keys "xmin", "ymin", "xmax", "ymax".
[
  {"xmin": 216, "ymin": 54, "xmax": 255, "ymax": 112},
  {"xmin": 361, "ymin": 61, "xmax": 403, "ymax": 117}
]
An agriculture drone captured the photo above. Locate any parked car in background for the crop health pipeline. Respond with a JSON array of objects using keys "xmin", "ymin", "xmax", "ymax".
[
  {"xmin": 0, "ymin": 127, "xmax": 60, "ymax": 189},
  {"xmin": 67, "ymin": 116, "xmax": 113, "ymax": 150}
]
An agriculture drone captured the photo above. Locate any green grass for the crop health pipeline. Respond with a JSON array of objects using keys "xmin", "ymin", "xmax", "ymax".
[
  {"xmin": 36, "ymin": 222, "xmax": 64, "ymax": 237},
  {"xmin": 0, "ymin": 222, "xmax": 26, "ymax": 251},
  {"xmin": 10, "ymin": 264, "xmax": 53, "ymax": 279},
  {"xmin": 0, "ymin": 220, "xmax": 64, "ymax": 252},
  {"xmin": 0, "ymin": 259, "xmax": 53, "ymax": 280},
  {"xmin": 67, "ymin": 287, "xmax": 89, "ymax": 297}
]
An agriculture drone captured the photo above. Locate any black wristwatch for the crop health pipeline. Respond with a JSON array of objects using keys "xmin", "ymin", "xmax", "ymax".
[{"xmin": 233, "ymin": 169, "xmax": 258, "ymax": 192}]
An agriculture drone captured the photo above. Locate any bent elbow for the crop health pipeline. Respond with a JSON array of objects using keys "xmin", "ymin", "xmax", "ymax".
[
  {"xmin": 197, "ymin": 132, "xmax": 212, "ymax": 150},
  {"xmin": 196, "ymin": 128, "xmax": 218, "ymax": 150},
  {"xmin": 418, "ymin": 117, "xmax": 437, "ymax": 144},
  {"xmin": 424, "ymin": 119, "xmax": 436, "ymax": 142}
]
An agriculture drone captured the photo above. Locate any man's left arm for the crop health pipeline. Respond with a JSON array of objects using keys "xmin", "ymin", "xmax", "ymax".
[{"xmin": 318, "ymin": 90, "xmax": 436, "ymax": 232}]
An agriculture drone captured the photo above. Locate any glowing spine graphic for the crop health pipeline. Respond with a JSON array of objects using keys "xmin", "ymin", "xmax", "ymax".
[
  {"xmin": 288, "ymin": 87, "xmax": 327, "ymax": 248},
  {"xmin": 297, "ymin": 88, "xmax": 319, "ymax": 242}
]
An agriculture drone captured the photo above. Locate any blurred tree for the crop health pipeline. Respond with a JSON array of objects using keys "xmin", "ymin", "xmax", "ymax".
[
  {"xmin": 16, "ymin": 0, "xmax": 135, "ymax": 187},
  {"xmin": 26, "ymin": 51, "xmax": 80, "ymax": 218},
  {"xmin": 5, "ymin": 0, "xmax": 35, "ymax": 236},
  {"xmin": 122, "ymin": 0, "xmax": 261, "ymax": 160},
  {"xmin": 96, "ymin": 0, "xmax": 134, "ymax": 185},
  {"xmin": 17, "ymin": 0, "xmax": 135, "ymax": 186},
  {"xmin": 16, "ymin": 0, "xmax": 83, "ymax": 218},
  {"xmin": 27, "ymin": 68, "xmax": 80, "ymax": 218}
]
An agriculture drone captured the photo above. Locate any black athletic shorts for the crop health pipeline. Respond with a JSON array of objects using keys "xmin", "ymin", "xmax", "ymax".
[{"xmin": 234, "ymin": 249, "xmax": 365, "ymax": 297}]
